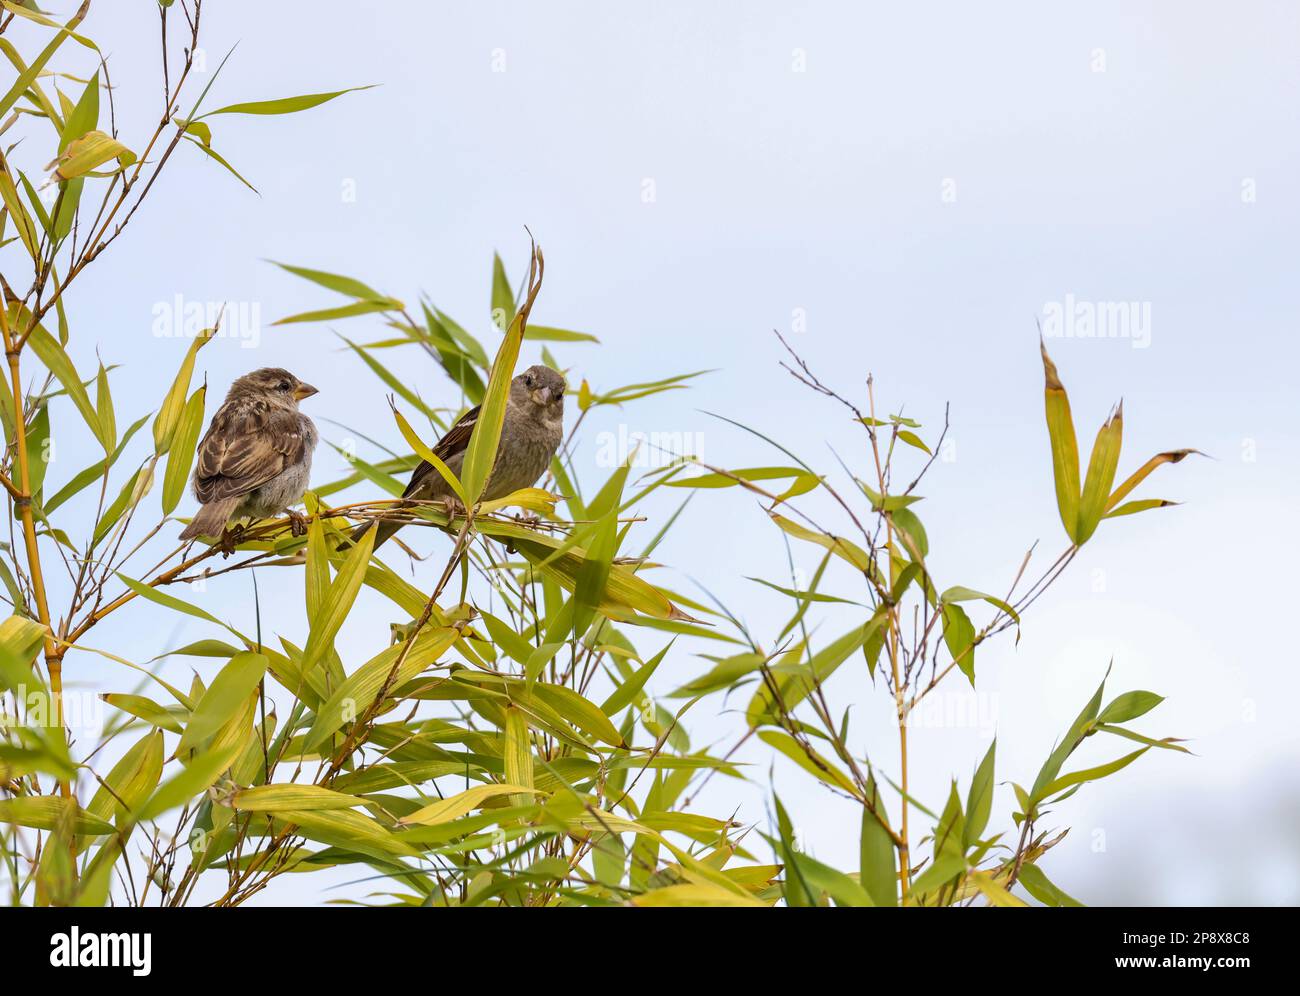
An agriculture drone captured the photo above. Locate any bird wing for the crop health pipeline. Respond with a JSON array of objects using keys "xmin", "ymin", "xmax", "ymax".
[
  {"xmin": 402, "ymin": 404, "xmax": 480, "ymax": 498},
  {"xmin": 192, "ymin": 399, "xmax": 309, "ymax": 504}
]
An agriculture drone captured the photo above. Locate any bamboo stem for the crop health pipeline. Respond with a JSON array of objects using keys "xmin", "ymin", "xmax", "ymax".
[{"xmin": 0, "ymin": 290, "xmax": 69, "ymax": 800}]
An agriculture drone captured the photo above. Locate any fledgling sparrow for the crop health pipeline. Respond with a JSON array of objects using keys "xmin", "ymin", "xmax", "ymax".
[
  {"xmin": 354, "ymin": 363, "xmax": 565, "ymax": 548},
  {"xmin": 179, "ymin": 367, "xmax": 319, "ymax": 542}
]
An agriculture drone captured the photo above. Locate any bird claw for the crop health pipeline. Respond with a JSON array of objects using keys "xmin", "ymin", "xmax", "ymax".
[
  {"xmin": 441, "ymin": 495, "xmax": 465, "ymax": 519},
  {"xmin": 287, "ymin": 510, "xmax": 308, "ymax": 537},
  {"xmin": 218, "ymin": 524, "xmax": 244, "ymax": 557},
  {"xmin": 513, "ymin": 510, "xmax": 541, "ymax": 528}
]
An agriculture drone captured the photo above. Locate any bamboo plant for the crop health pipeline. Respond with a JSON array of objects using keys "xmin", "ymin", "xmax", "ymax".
[{"xmin": 0, "ymin": 1, "xmax": 1195, "ymax": 907}]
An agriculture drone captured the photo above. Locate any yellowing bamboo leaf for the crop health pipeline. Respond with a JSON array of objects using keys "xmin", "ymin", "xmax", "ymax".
[
  {"xmin": 397, "ymin": 783, "xmax": 543, "ymax": 827},
  {"xmin": 0, "ymin": 796, "xmax": 114, "ymax": 836},
  {"xmin": 1076, "ymin": 403, "xmax": 1122, "ymax": 543},
  {"xmin": 227, "ymin": 783, "xmax": 361, "ymax": 812},
  {"xmin": 1041, "ymin": 340, "xmax": 1081, "ymax": 544},
  {"xmin": 1105, "ymin": 449, "xmax": 1200, "ymax": 512},
  {"xmin": 629, "ymin": 882, "xmax": 767, "ymax": 907},
  {"xmin": 49, "ymin": 129, "xmax": 135, "ymax": 180},
  {"xmin": 391, "ymin": 403, "xmax": 465, "ymax": 503}
]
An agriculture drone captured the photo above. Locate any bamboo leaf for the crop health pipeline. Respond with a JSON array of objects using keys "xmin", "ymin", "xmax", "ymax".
[
  {"xmin": 203, "ymin": 85, "xmax": 375, "ymax": 118},
  {"xmin": 1040, "ymin": 340, "xmax": 1081, "ymax": 544},
  {"xmin": 101, "ymin": 692, "xmax": 184, "ymax": 734},
  {"xmin": 228, "ymin": 784, "xmax": 361, "ymax": 812},
  {"xmin": 0, "ymin": 797, "xmax": 114, "ymax": 836},
  {"xmin": 299, "ymin": 525, "xmax": 374, "ymax": 684},
  {"xmin": 154, "ymin": 325, "xmax": 216, "ymax": 454},
  {"xmin": 391, "ymin": 403, "xmax": 465, "ymax": 503},
  {"xmin": 176, "ymin": 652, "xmax": 268, "ymax": 758},
  {"xmin": 397, "ymin": 783, "xmax": 543, "ymax": 827},
  {"xmin": 462, "ymin": 244, "xmax": 542, "ymax": 503},
  {"xmin": 28, "ymin": 322, "xmax": 110, "ymax": 451},
  {"xmin": 1077, "ymin": 404, "xmax": 1123, "ymax": 543},
  {"xmin": 161, "ymin": 386, "xmax": 205, "ymax": 514}
]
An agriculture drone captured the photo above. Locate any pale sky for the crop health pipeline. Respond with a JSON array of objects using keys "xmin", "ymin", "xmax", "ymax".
[{"xmin": 5, "ymin": 1, "xmax": 1297, "ymax": 904}]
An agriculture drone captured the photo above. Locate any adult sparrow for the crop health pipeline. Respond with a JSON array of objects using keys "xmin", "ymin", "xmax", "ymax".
[
  {"xmin": 179, "ymin": 367, "xmax": 319, "ymax": 542},
  {"xmin": 354, "ymin": 363, "xmax": 565, "ymax": 548}
]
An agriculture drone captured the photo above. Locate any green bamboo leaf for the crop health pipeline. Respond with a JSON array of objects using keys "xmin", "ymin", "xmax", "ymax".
[
  {"xmin": 860, "ymin": 777, "xmax": 897, "ymax": 907},
  {"xmin": 490, "ymin": 251, "xmax": 515, "ymax": 331},
  {"xmin": 91, "ymin": 464, "xmax": 152, "ymax": 547},
  {"xmin": 154, "ymin": 325, "xmax": 216, "ymax": 454},
  {"xmin": 463, "ymin": 246, "xmax": 541, "ymax": 503},
  {"xmin": 523, "ymin": 325, "xmax": 598, "ymax": 343},
  {"xmin": 176, "ymin": 651, "xmax": 268, "ymax": 758},
  {"xmin": 203, "ymin": 84, "xmax": 375, "ymax": 118},
  {"xmin": 299, "ymin": 525, "xmax": 374, "ymax": 683},
  {"xmin": 161, "ymin": 386, "xmax": 205, "ymax": 514},
  {"xmin": 24, "ymin": 404, "xmax": 50, "ymax": 495},
  {"xmin": 666, "ymin": 466, "xmax": 806, "ymax": 490},
  {"xmin": 85, "ymin": 730, "xmax": 163, "ymax": 828},
  {"xmin": 601, "ymin": 641, "xmax": 672, "ymax": 716},
  {"xmin": 28, "ymin": 322, "xmax": 111, "ymax": 451},
  {"xmin": 93, "ymin": 362, "xmax": 116, "ymax": 450},
  {"xmin": 138, "ymin": 743, "xmax": 243, "ymax": 821},
  {"xmin": 529, "ymin": 682, "xmax": 624, "ymax": 746},
  {"xmin": 768, "ymin": 512, "xmax": 875, "ymax": 575},
  {"xmin": 896, "ymin": 429, "xmax": 930, "ymax": 455},
  {"xmin": 1017, "ymin": 863, "xmax": 1084, "ymax": 907},
  {"xmin": 941, "ymin": 603, "xmax": 977, "ymax": 686},
  {"xmin": 303, "ymin": 625, "xmax": 458, "ymax": 751},
  {"xmin": 305, "ymin": 517, "xmax": 330, "ymax": 620},
  {"xmin": 1104, "ymin": 498, "xmax": 1178, "ymax": 519},
  {"xmin": 668, "ymin": 652, "xmax": 765, "ymax": 698},
  {"xmin": 939, "ymin": 585, "xmax": 1019, "ymax": 623},
  {"xmin": 391, "ymin": 403, "xmax": 465, "ymax": 503},
  {"xmin": 115, "ymin": 573, "xmax": 234, "ymax": 634},
  {"xmin": 1041, "ymin": 747, "xmax": 1151, "ymax": 799},
  {"xmin": 759, "ymin": 729, "xmax": 858, "ymax": 795},
  {"xmin": 268, "ymin": 260, "xmax": 384, "ymax": 299},
  {"xmin": 1097, "ymin": 690, "xmax": 1164, "ymax": 725},
  {"xmin": 0, "ymin": 1, "xmax": 89, "ymax": 120},
  {"xmin": 964, "ymin": 739, "xmax": 996, "ymax": 847},
  {"xmin": 185, "ymin": 137, "xmax": 258, "ymax": 193},
  {"xmin": 272, "ymin": 299, "xmax": 398, "ymax": 326},
  {"xmin": 101, "ymin": 692, "xmax": 185, "ymax": 734}
]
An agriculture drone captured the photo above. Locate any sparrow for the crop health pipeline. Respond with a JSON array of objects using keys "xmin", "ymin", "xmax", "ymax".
[
  {"xmin": 179, "ymin": 367, "xmax": 319, "ymax": 542},
  {"xmin": 355, "ymin": 363, "xmax": 565, "ymax": 548}
]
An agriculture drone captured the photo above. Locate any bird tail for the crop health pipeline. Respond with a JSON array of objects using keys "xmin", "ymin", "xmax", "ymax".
[{"xmin": 179, "ymin": 497, "xmax": 240, "ymax": 541}]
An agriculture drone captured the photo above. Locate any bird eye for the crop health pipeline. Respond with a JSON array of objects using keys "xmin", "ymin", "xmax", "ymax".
[
  {"xmin": 555, "ymin": 386, "xmax": 564, "ymax": 398},
  {"xmin": 278, "ymin": 381, "xmax": 291, "ymax": 392},
  {"xmin": 524, "ymin": 375, "xmax": 534, "ymax": 387}
]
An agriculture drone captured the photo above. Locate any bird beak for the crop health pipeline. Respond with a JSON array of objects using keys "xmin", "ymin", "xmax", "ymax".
[
  {"xmin": 533, "ymin": 386, "xmax": 552, "ymax": 405},
  {"xmin": 293, "ymin": 383, "xmax": 318, "ymax": 401}
]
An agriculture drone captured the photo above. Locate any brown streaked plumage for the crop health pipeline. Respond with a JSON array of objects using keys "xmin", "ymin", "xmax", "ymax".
[
  {"xmin": 179, "ymin": 367, "xmax": 319, "ymax": 542},
  {"xmin": 353, "ymin": 363, "xmax": 565, "ymax": 549}
]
